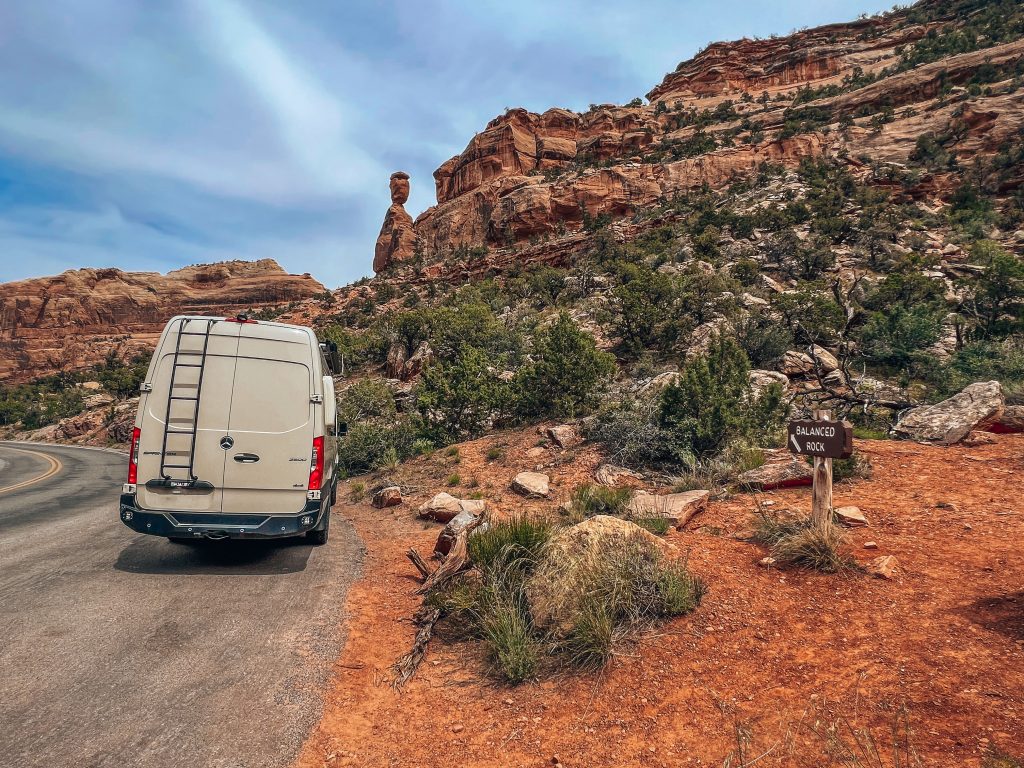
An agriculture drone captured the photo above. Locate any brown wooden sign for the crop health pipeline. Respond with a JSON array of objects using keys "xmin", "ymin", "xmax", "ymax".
[{"xmin": 788, "ymin": 419, "xmax": 853, "ymax": 459}]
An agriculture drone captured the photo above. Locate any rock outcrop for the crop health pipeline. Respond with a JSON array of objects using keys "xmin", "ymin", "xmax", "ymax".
[
  {"xmin": 893, "ymin": 381, "xmax": 1004, "ymax": 445},
  {"xmin": 0, "ymin": 260, "xmax": 324, "ymax": 382},
  {"xmin": 368, "ymin": 1, "xmax": 1024, "ymax": 282},
  {"xmin": 373, "ymin": 172, "xmax": 417, "ymax": 273}
]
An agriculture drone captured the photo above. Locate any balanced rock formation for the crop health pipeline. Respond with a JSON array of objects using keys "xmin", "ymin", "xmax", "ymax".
[
  {"xmin": 361, "ymin": 1, "xmax": 1024, "ymax": 284},
  {"xmin": 373, "ymin": 171, "xmax": 417, "ymax": 273},
  {"xmin": 0, "ymin": 260, "xmax": 324, "ymax": 382}
]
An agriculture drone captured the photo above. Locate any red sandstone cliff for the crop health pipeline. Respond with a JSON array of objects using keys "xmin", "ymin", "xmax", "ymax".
[
  {"xmin": 0, "ymin": 260, "xmax": 325, "ymax": 382},
  {"xmin": 370, "ymin": 0, "xmax": 1024, "ymax": 277}
]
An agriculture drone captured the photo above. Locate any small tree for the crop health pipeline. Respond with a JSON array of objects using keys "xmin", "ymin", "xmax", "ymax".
[
  {"xmin": 969, "ymin": 240, "xmax": 1024, "ymax": 338},
  {"xmin": 515, "ymin": 313, "xmax": 615, "ymax": 419},
  {"xmin": 415, "ymin": 345, "xmax": 510, "ymax": 444},
  {"xmin": 658, "ymin": 336, "xmax": 784, "ymax": 464}
]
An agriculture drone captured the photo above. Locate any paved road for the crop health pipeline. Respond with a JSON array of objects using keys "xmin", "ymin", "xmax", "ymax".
[{"xmin": 0, "ymin": 442, "xmax": 362, "ymax": 768}]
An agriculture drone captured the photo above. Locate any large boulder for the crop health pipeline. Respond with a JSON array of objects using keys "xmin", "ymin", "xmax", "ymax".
[
  {"xmin": 418, "ymin": 492, "xmax": 485, "ymax": 523},
  {"xmin": 372, "ymin": 486, "xmax": 403, "ymax": 508},
  {"xmin": 511, "ymin": 471, "xmax": 550, "ymax": 498},
  {"xmin": 626, "ymin": 490, "xmax": 709, "ymax": 529},
  {"xmin": 893, "ymin": 381, "xmax": 1004, "ymax": 445},
  {"xmin": 737, "ymin": 460, "xmax": 813, "ymax": 490},
  {"xmin": 526, "ymin": 515, "xmax": 676, "ymax": 637},
  {"xmin": 594, "ymin": 464, "xmax": 645, "ymax": 487},
  {"xmin": 546, "ymin": 424, "xmax": 580, "ymax": 449},
  {"xmin": 401, "ymin": 341, "xmax": 434, "ymax": 381}
]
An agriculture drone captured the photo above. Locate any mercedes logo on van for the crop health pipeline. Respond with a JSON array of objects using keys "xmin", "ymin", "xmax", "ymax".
[{"xmin": 220, "ymin": 436, "xmax": 234, "ymax": 450}]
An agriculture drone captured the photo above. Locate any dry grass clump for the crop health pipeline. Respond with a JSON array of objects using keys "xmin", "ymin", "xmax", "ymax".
[
  {"xmin": 531, "ymin": 522, "xmax": 705, "ymax": 669},
  {"xmin": 426, "ymin": 516, "xmax": 704, "ymax": 683},
  {"xmin": 567, "ymin": 484, "xmax": 671, "ymax": 536},
  {"xmin": 752, "ymin": 512, "xmax": 854, "ymax": 572}
]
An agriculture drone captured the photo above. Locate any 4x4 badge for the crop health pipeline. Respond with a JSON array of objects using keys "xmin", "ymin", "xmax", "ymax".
[{"xmin": 220, "ymin": 436, "xmax": 234, "ymax": 450}]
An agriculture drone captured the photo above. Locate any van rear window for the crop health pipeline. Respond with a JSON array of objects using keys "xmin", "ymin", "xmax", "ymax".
[{"xmin": 229, "ymin": 358, "xmax": 311, "ymax": 433}]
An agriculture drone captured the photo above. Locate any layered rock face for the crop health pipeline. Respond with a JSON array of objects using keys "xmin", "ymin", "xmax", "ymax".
[
  {"xmin": 0, "ymin": 260, "xmax": 325, "ymax": 382},
  {"xmin": 371, "ymin": 0, "xmax": 1024, "ymax": 276}
]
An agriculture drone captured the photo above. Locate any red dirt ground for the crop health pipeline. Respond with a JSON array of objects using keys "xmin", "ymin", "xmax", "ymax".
[{"xmin": 294, "ymin": 431, "xmax": 1024, "ymax": 768}]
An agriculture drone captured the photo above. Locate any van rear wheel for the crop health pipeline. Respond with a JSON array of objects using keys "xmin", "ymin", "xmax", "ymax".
[{"xmin": 307, "ymin": 510, "xmax": 330, "ymax": 545}]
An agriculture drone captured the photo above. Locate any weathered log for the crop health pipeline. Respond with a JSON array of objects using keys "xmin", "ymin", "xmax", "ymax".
[
  {"xmin": 416, "ymin": 524, "xmax": 473, "ymax": 595},
  {"xmin": 406, "ymin": 548, "xmax": 433, "ymax": 581},
  {"xmin": 391, "ymin": 608, "xmax": 441, "ymax": 690}
]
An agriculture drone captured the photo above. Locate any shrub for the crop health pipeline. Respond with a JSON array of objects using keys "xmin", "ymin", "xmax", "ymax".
[
  {"xmin": 659, "ymin": 336, "xmax": 785, "ymax": 463},
  {"xmin": 477, "ymin": 561, "xmax": 541, "ymax": 683},
  {"xmin": 590, "ymin": 395, "xmax": 672, "ymax": 469},
  {"xmin": 553, "ymin": 535, "xmax": 705, "ymax": 668},
  {"xmin": 859, "ymin": 306, "xmax": 945, "ymax": 368},
  {"xmin": 832, "ymin": 451, "xmax": 873, "ymax": 482},
  {"xmin": 568, "ymin": 484, "xmax": 633, "ymax": 519},
  {"xmin": 514, "ymin": 313, "xmax": 615, "ymax": 419},
  {"xmin": 337, "ymin": 421, "xmax": 416, "ymax": 477},
  {"xmin": 467, "ymin": 516, "xmax": 554, "ymax": 572},
  {"xmin": 608, "ymin": 263, "xmax": 679, "ymax": 355},
  {"xmin": 95, "ymin": 350, "xmax": 151, "ymax": 398},
  {"xmin": 733, "ymin": 310, "xmax": 794, "ymax": 368},
  {"xmin": 485, "ymin": 447, "xmax": 502, "ymax": 461},
  {"xmin": 752, "ymin": 513, "xmax": 853, "ymax": 572},
  {"xmin": 446, "ymin": 473, "xmax": 461, "ymax": 487},
  {"xmin": 337, "ymin": 378, "xmax": 396, "ymax": 425},
  {"xmin": 414, "ymin": 345, "xmax": 511, "ymax": 444},
  {"xmin": 969, "ymin": 240, "xmax": 1024, "ymax": 339}
]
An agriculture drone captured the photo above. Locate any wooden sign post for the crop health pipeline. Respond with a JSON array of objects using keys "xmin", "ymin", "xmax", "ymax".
[{"xmin": 787, "ymin": 410, "xmax": 854, "ymax": 529}]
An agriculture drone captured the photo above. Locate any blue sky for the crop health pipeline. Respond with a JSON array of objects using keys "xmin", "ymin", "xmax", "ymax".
[{"xmin": 0, "ymin": 0, "xmax": 895, "ymax": 289}]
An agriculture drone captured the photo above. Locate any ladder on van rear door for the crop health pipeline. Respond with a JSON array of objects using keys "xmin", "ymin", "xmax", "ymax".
[{"xmin": 158, "ymin": 318, "xmax": 216, "ymax": 484}]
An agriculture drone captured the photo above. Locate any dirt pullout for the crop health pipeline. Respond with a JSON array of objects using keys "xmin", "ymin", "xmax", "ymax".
[{"xmin": 295, "ymin": 431, "xmax": 1024, "ymax": 767}]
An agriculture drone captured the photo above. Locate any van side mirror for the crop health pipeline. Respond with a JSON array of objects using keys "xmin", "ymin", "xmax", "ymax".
[{"xmin": 337, "ymin": 422, "xmax": 348, "ymax": 437}]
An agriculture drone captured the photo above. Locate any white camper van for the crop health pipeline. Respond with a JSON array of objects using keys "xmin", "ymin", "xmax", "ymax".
[{"xmin": 119, "ymin": 315, "xmax": 339, "ymax": 544}]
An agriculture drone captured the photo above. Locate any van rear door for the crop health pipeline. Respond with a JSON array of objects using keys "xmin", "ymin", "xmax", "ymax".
[
  {"xmin": 136, "ymin": 319, "xmax": 240, "ymax": 514},
  {"xmin": 220, "ymin": 324, "xmax": 314, "ymax": 515}
]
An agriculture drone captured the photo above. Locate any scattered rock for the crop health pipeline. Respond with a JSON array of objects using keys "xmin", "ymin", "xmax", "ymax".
[
  {"xmin": 401, "ymin": 341, "xmax": 434, "ymax": 381},
  {"xmin": 962, "ymin": 430, "xmax": 997, "ymax": 447},
  {"xmin": 738, "ymin": 460, "xmax": 813, "ymax": 491},
  {"xmin": 989, "ymin": 404, "xmax": 1024, "ymax": 434},
  {"xmin": 748, "ymin": 369, "xmax": 789, "ymax": 396},
  {"xmin": 417, "ymin": 492, "xmax": 485, "ymax": 523},
  {"xmin": 512, "ymin": 471, "xmax": 550, "ymax": 498},
  {"xmin": 863, "ymin": 541, "xmax": 878, "ymax": 549},
  {"xmin": 758, "ymin": 556, "xmax": 777, "ymax": 567},
  {"xmin": 893, "ymin": 381, "xmax": 1004, "ymax": 445},
  {"xmin": 639, "ymin": 371, "xmax": 681, "ymax": 396},
  {"xmin": 809, "ymin": 344, "xmax": 839, "ymax": 372},
  {"xmin": 834, "ymin": 505, "xmax": 868, "ymax": 527},
  {"xmin": 546, "ymin": 424, "xmax": 580, "ymax": 449},
  {"xmin": 371, "ymin": 486, "xmax": 403, "ymax": 508},
  {"xmin": 594, "ymin": 464, "xmax": 645, "ymax": 487},
  {"xmin": 780, "ymin": 350, "xmax": 814, "ymax": 376},
  {"xmin": 526, "ymin": 446, "xmax": 547, "ymax": 458},
  {"xmin": 868, "ymin": 555, "xmax": 899, "ymax": 580},
  {"xmin": 627, "ymin": 490, "xmax": 709, "ymax": 529}
]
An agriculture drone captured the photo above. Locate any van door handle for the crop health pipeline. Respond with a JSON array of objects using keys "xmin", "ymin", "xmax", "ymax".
[{"xmin": 233, "ymin": 453, "xmax": 260, "ymax": 463}]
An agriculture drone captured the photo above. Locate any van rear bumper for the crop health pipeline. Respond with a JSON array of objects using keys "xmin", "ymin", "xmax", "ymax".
[{"xmin": 118, "ymin": 493, "xmax": 325, "ymax": 540}]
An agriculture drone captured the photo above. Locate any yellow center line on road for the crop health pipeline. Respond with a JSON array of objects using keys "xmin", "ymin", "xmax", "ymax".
[{"xmin": 0, "ymin": 447, "xmax": 63, "ymax": 495}]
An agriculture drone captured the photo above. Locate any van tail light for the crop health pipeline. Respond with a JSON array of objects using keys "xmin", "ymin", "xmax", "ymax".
[
  {"xmin": 308, "ymin": 436, "xmax": 325, "ymax": 491},
  {"xmin": 128, "ymin": 427, "xmax": 141, "ymax": 484}
]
